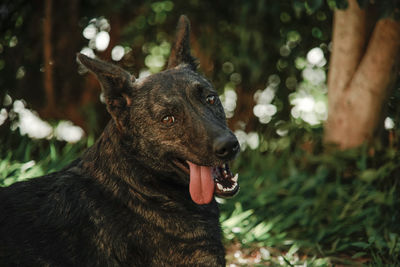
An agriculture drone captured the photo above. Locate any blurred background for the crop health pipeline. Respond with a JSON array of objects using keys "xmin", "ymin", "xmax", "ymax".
[{"xmin": 1, "ymin": 0, "xmax": 400, "ymax": 265}]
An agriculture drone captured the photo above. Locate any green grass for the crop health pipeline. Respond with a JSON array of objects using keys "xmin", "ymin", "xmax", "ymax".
[
  {"xmin": 220, "ymin": 133, "xmax": 400, "ymax": 266},
  {"xmin": 1, "ymin": 127, "xmax": 399, "ymax": 266},
  {"xmin": 0, "ymin": 127, "xmax": 91, "ymax": 186}
]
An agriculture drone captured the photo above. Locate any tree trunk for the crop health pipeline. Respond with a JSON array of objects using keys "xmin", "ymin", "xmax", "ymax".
[
  {"xmin": 42, "ymin": 0, "xmax": 56, "ymax": 115},
  {"xmin": 324, "ymin": 0, "xmax": 400, "ymax": 149}
]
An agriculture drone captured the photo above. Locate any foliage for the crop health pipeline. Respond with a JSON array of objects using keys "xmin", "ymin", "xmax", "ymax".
[
  {"xmin": 0, "ymin": 126, "xmax": 90, "ymax": 187},
  {"xmin": 220, "ymin": 126, "xmax": 400, "ymax": 265},
  {"xmin": 1, "ymin": 0, "xmax": 399, "ymax": 131},
  {"xmin": 0, "ymin": 0, "xmax": 334, "ymax": 131},
  {"xmin": 322, "ymin": 0, "xmax": 400, "ymax": 19}
]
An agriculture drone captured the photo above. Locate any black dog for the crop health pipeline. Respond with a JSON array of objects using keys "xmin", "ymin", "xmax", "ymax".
[{"xmin": 0, "ymin": 15, "xmax": 240, "ymax": 266}]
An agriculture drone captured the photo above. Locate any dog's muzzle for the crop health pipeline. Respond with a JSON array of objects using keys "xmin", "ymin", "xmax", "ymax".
[{"xmin": 213, "ymin": 135, "xmax": 240, "ymax": 161}]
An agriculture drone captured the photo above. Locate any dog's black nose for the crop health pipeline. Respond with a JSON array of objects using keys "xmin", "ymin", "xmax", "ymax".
[{"xmin": 213, "ymin": 136, "xmax": 240, "ymax": 160}]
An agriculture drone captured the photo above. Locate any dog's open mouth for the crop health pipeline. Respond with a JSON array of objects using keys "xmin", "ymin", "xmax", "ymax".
[{"xmin": 172, "ymin": 159, "xmax": 239, "ymax": 205}]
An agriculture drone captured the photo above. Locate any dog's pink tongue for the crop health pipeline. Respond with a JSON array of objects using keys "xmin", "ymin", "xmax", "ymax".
[{"xmin": 187, "ymin": 161, "xmax": 215, "ymax": 205}]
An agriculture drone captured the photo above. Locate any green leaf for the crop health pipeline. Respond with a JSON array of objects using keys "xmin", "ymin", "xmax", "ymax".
[
  {"xmin": 250, "ymin": 221, "xmax": 274, "ymax": 239},
  {"xmin": 351, "ymin": 241, "xmax": 370, "ymax": 249},
  {"xmin": 336, "ymin": 0, "xmax": 349, "ymax": 9},
  {"xmin": 306, "ymin": 0, "xmax": 323, "ymax": 13},
  {"xmin": 292, "ymin": 0, "xmax": 305, "ymax": 18},
  {"xmin": 222, "ymin": 209, "xmax": 254, "ymax": 228},
  {"xmin": 352, "ymin": 251, "xmax": 367, "ymax": 259},
  {"xmin": 360, "ymin": 169, "xmax": 378, "ymax": 183}
]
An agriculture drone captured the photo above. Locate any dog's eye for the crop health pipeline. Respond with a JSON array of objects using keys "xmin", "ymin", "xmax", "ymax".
[
  {"xmin": 206, "ymin": 95, "xmax": 217, "ymax": 105},
  {"xmin": 162, "ymin": 115, "xmax": 175, "ymax": 125}
]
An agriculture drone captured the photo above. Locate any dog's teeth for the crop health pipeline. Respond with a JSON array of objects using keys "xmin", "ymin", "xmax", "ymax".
[
  {"xmin": 217, "ymin": 184, "xmax": 223, "ymax": 190},
  {"xmin": 232, "ymin": 174, "xmax": 238, "ymax": 182}
]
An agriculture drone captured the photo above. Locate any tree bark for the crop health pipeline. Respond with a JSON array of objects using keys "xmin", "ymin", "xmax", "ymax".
[
  {"xmin": 324, "ymin": 0, "xmax": 400, "ymax": 149},
  {"xmin": 42, "ymin": 0, "xmax": 55, "ymax": 114},
  {"xmin": 327, "ymin": 0, "xmax": 367, "ymax": 99}
]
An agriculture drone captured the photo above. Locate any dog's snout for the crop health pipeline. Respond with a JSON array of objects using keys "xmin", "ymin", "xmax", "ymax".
[{"xmin": 213, "ymin": 136, "xmax": 240, "ymax": 160}]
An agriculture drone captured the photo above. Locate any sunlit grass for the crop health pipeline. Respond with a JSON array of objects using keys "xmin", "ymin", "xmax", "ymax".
[
  {"xmin": 0, "ymin": 128, "xmax": 90, "ymax": 187},
  {"xmin": 219, "ymin": 135, "xmax": 400, "ymax": 266}
]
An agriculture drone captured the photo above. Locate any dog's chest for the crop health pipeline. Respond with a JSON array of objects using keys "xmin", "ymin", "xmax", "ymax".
[{"xmin": 94, "ymin": 201, "xmax": 225, "ymax": 266}]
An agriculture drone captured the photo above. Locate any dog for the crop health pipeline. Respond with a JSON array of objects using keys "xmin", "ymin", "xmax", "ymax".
[{"xmin": 0, "ymin": 15, "xmax": 240, "ymax": 266}]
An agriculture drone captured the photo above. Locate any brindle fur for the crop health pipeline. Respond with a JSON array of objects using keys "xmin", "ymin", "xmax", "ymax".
[{"xmin": 0, "ymin": 16, "xmax": 238, "ymax": 266}]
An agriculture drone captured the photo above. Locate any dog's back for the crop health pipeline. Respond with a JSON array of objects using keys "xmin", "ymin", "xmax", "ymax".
[
  {"xmin": 0, "ymin": 164, "xmax": 96, "ymax": 266},
  {"xmin": 0, "ymin": 16, "xmax": 239, "ymax": 267}
]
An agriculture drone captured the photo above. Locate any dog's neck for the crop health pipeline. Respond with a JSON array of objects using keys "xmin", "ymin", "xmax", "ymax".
[{"xmin": 79, "ymin": 120, "xmax": 192, "ymax": 208}]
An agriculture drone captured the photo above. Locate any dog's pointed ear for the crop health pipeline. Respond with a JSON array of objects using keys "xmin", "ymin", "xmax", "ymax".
[
  {"xmin": 77, "ymin": 53, "xmax": 135, "ymax": 98},
  {"xmin": 167, "ymin": 15, "xmax": 197, "ymax": 70},
  {"xmin": 77, "ymin": 53, "xmax": 135, "ymax": 130}
]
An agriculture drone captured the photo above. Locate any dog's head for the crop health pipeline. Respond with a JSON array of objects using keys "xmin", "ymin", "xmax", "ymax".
[{"xmin": 77, "ymin": 15, "xmax": 240, "ymax": 205}]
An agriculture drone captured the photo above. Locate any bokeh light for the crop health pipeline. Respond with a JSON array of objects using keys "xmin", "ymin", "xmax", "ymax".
[
  {"xmin": 54, "ymin": 121, "xmax": 85, "ymax": 143},
  {"xmin": 253, "ymin": 80, "xmax": 278, "ymax": 124},
  {"xmin": 81, "ymin": 17, "xmax": 112, "ymax": 56},
  {"xmin": 111, "ymin": 45, "xmax": 125, "ymax": 61},
  {"xmin": 384, "ymin": 117, "xmax": 395, "ymax": 130},
  {"xmin": 95, "ymin": 31, "xmax": 110, "ymax": 51},
  {"xmin": 0, "ymin": 108, "xmax": 7, "ymax": 126},
  {"xmin": 83, "ymin": 24, "xmax": 97, "ymax": 40},
  {"xmin": 234, "ymin": 130, "xmax": 260, "ymax": 151},
  {"xmin": 6, "ymin": 99, "xmax": 85, "ymax": 143},
  {"xmin": 12, "ymin": 100, "xmax": 52, "ymax": 139},
  {"xmin": 80, "ymin": 47, "xmax": 95, "ymax": 58},
  {"xmin": 289, "ymin": 47, "xmax": 328, "ymax": 126},
  {"xmin": 306, "ymin": 47, "xmax": 325, "ymax": 66},
  {"xmin": 143, "ymin": 41, "xmax": 170, "ymax": 72},
  {"xmin": 220, "ymin": 83, "xmax": 238, "ymax": 119}
]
